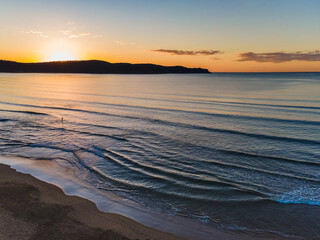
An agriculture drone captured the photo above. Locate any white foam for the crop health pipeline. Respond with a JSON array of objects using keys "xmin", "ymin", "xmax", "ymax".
[{"xmin": 275, "ymin": 186, "xmax": 320, "ymax": 205}]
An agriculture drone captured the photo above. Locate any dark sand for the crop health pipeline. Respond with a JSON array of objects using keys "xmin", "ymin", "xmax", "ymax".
[{"xmin": 0, "ymin": 164, "xmax": 185, "ymax": 240}]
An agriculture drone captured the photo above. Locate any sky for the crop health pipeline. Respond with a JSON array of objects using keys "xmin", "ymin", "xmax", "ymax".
[{"xmin": 0, "ymin": 0, "xmax": 319, "ymax": 72}]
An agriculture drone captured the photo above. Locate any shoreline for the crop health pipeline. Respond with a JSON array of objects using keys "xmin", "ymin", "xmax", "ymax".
[
  {"xmin": 0, "ymin": 156, "xmax": 253, "ymax": 240},
  {"xmin": 0, "ymin": 163, "xmax": 186, "ymax": 240}
]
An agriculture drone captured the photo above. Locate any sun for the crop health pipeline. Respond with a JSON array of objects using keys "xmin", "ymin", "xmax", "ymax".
[
  {"xmin": 48, "ymin": 50, "xmax": 76, "ymax": 62},
  {"xmin": 44, "ymin": 39, "xmax": 79, "ymax": 62}
]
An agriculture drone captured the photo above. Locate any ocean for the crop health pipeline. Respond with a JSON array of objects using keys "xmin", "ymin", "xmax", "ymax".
[{"xmin": 0, "ymin": 72, "xmax": 319, "ymax": 239}]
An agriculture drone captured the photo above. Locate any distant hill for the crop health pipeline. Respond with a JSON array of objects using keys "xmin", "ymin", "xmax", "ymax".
[{"xmin": 0, "ymin": 60, "xmax": 210, "ymax": 74}]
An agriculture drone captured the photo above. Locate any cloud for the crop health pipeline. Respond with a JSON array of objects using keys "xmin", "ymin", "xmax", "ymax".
[
  {"xmin": 61, "ymin": 29, "xmax": 74, "ymax": 35},
  {"xmin": 61, "ymin": 25, "xmax": 92, "ymax": 38},
  {"xmin": 22, "ymin": 30, "xmax": 48, "ymax": 38},
  {"xmin": 151, "ymin": 49, "xmax": 223, "ymax": 56},
  {"xmin": 21, "ymin": 22, "xmax": 98, "ymax": 39},
  {"xmin": 69, "ymin": 32, "xmax": 91, "ymax": 38},
  {"xmin": 238, "ymin": 51, "xmax": 320, "ymax": 63},
  {"xmin": 62, "ymin": 30, "xmax": 92, "ymax": 38}
]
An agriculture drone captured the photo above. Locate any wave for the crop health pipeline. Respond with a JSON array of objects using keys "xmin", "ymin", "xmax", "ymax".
[
  {"xmin": 275, "ymin": 186, "xmax": 320, "ymax": 206},
  {"xmin": 89, "ymin": 147, "xmax": 267, "ymax": 197},
  {"xmin": 11, "ymin": 139, "xmax": 269, "ymax": 201},
  {"xmin": 1, "ymin": 100, "xmax": 320, "ymax": 127},
  {"xmin": 2, "ymin": 113, "xmax": 319, "ymax": 194},
  {"xmin": 0, "ymin": 109, "xmax": 49, "ymax": 115},
  {"xmin": 1, "ymin": 101, "xmax": 319, "ymax": 148},
  {"xmin": 0, "ymin": 119, "xmax": 12, "ymax": 122},
  {"xmin": 24, "ymin": 87, "xmax": 320, "ymax": 111},
  {"xmin": 50, "ymin": 127, "xmax": 128, "ymax": 142},
  {"xmin": 219, "ymin": 149, "xmax": 320, "ymax": 167}
]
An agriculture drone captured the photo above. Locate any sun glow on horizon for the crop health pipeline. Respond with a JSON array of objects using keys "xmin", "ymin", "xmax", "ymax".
[
  {"xmin": 44, "ymin": 39, "xmax": 80, "ymax": 62},
  {"xmin": 47, "ymin": 50, "xmax": 76, "ymax": 62}
]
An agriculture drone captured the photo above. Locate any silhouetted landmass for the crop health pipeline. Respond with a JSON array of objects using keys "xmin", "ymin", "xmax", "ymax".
[{"xmin": 0, "ymin": 60, "xmax": 210, "ymax": 74}]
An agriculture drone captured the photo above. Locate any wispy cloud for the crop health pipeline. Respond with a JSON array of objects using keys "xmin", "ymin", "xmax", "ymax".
[
  {"xmin": 151, "ymin": 49, "xmax": 223, "ymax": 56},
  {"xmin": 238, "ymin": 51, "xmax": 320, "ymax": 63},
  {"xmin": 61, "ymin": 23, "xmax": 95, "ymax": 39},
  {"xmin": 20, "ymin": 22, "xmax": 99, "ymax": 40},
  {"xmin": 61, "ymin": 29, "xmax": 91, "ymax": 38},
  {"xmin": 69, "ymin": 32, "xmax": 91, "ymax": 38},
  {"xmin": 21, "ymin": 30, "xmax": 48, "ymax": 38},
  {"xmin": 61, "ymin": 29, "xmax": 74, "ymax": 36}
]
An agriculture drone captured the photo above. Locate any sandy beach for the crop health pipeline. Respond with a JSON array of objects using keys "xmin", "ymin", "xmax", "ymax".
[{"xmin": 0, "ymin": 163, "xmax": 186, "ymax": 240}]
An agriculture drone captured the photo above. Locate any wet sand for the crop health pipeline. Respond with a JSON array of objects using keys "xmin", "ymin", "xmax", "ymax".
[{"xmin": 0, "ymin": 163, "xmax": 185, "ymax": 240}]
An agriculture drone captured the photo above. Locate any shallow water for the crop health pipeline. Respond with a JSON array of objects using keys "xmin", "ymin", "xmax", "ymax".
[{"xmin": 0, "ymin": 73, "xmax": 319, "ymax": 239}]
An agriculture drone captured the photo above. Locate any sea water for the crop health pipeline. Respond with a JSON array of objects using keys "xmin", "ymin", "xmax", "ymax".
[{"xmin": 0, "ymin": 73, "xmax": 319, "ymax": 239}]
